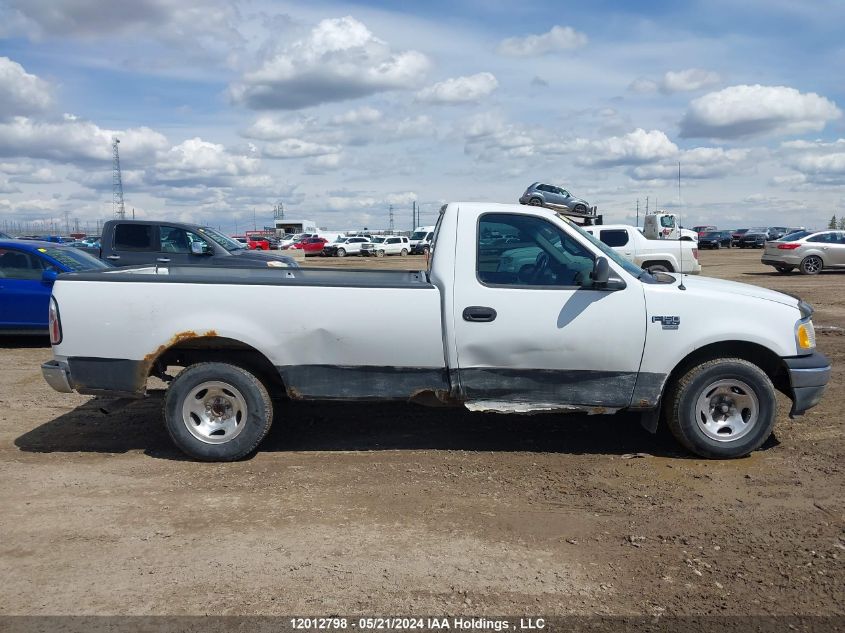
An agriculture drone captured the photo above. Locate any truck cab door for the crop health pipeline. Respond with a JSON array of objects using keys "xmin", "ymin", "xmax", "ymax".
[
  {"xmin": 107, "ymin": 223, "xmax": 157, "ymax": 266},
  {"xmin": 452, "ymin": 210, "xmax": 647, "ymax": 410}
]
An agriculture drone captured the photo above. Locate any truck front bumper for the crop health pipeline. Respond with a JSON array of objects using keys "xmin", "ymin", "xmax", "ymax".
[
  {"xmin": 41, "ymin": 359, "xmax": 73, "ymax": 393},
  {"xmin": 783, "ymin": 352, "xmax": 831, "ymax": 417}
]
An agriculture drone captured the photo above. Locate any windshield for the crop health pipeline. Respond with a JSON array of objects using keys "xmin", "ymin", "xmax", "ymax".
[
  {"xmin": 197, "ymin": 227, "xmax": 245, "ymax": 252},
  {"xmin": 411, "ymin": 231, "xmax": 428, "ymax": 240},
  {"xmin": 782, "ymin": 230, "xmax": 812, "ymax": 241},
  {"xmin": 701, "ymin": 231, "xmax": 721, "ymax": 238},
  {"xmin": 371, "ymin": 237, "xmax": 385, "ymax": 244},
  {"xmin": 566, "ymin": 221, "xmax": 647, "ymax": 278},
  {"xmin": 42, "ymin": 246, "xmax": 109, "ymax": 271}
]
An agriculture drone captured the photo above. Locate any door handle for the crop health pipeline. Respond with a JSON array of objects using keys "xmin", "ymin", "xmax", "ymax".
[
  {"xmin": 106, "ymin": 255, "xmax": 120, "ymax": 260},
  {"xmin": 156, "ymin": 257, "xmax": 171, "ymax": 263},
  {"xmin": 462, "ymin": 306, "xmax": 497, "ymax": 322}
]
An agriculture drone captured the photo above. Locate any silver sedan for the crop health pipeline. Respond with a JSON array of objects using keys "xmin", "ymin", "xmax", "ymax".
[{"xmin": 761, "ymin": 230, "xmax": 845, "ymax": 274}]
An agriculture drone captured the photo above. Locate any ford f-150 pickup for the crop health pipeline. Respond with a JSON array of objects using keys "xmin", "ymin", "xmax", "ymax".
[{"xmin": 42, "ymin": 202, "xmax": 830, "ymax": 461}]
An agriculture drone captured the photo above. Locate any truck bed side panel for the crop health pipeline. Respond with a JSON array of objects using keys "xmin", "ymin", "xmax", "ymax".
[{"xmin": 52, "ymin": 277, "xmax": 447, "ymax": 399}]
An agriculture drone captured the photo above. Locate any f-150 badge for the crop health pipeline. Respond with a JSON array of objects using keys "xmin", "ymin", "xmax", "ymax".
[{"xmin": 652, "ymin": 316, "xmax": 680, "ymax": 330}]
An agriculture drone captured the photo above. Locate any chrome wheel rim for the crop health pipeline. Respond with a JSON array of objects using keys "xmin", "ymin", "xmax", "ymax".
[
  {"xmin": 528, "ymin": 198, "xmax": 542, "ymax": 206},
  {"xmin": 182, "ymin": 381, "xmax": 248, "ymax": 444},
  {"xmin": 694, "ymin": 379, "xmax": 759, "ymax": 442},
  {"xmin": 803, "ymin": 257, "xmax": 822, "ymax": 273}
]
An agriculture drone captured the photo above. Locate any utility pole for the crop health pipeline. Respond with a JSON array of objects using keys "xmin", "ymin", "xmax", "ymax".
[
  {"xmin": 388, "ymin": 204, "xmax": 394, "ymax": 232},
  {"xmin": 411, "ymin": 201, "xmax": 416, "ymax": 231},
  {"xmin": 253, "ymin": 208, "xmax": 257, "ymax": 231},
  {"xmin": 112, "ymin": 138, "xmax": 126, "ymax": 219},
  {"xmin": 636, "ymin": 199, "xmax": 639, "ymax": 227},
  {"xmin": 646, "ymin": 196, "xmax": 649, "ymax": 216}
]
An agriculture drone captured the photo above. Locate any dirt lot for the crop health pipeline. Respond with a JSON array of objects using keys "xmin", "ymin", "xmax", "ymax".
[{"xmin": 0, "ymin": 249, "xmax": 842, "ymax": 617}]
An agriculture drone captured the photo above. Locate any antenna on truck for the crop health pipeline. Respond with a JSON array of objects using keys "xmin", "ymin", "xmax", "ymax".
[{"xmin": 677, "ymin": 161, "xmax": 686, "ymax": 291}]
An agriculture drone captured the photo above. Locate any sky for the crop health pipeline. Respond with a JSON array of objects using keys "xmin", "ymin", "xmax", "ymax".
[{"xmin": 0, "ymin": 0, "xmax": 843, "ymax": 234}]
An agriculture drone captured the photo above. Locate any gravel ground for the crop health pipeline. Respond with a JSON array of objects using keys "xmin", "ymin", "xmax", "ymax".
[{"xmin": 0, "ymin": 249, "xmax": 842, "ymax": 617}]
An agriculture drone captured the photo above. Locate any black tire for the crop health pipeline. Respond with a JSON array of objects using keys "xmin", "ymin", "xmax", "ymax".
[
  {"xmin": 774, "ymin": 264, "xmax": 794, "ymax": 274},
  {"xmin": 573, "ymin": 204, "xmax": 587, "ymax": 214},
  {"xmin": 422, "ymin": 245, "xmax": 430, "ymax": 255},
  {"xmin": 400, "ymin": 248, "xmax": 408, "ymax": 256},
  {"xmin": 664, "ymin": 358, "xmax": 776, "ymax": 459},
  {"xmin": 377, "ymin": 250, "xmax": 385, "ymax": 257},
  {"xmin": 336, "ymin": 248, "xmax": 346, "ymax": 257},
  {"xmin": 715, "ymin": 242, "xmax": 721, "ymax": 250},
  {"xmin": 800, "ymin": 255, "xmax": 823, "ymax": 275},
  {"xmin": 164, "ymin": 362, "xmax": 273, "ymax": 462},
  {"xmin": 646, "ymin": 263, "xmax": 671, "ymax": 273},
  {"xmin": 528, "ymin": 197, "xmax": 543, "ymax": 206}
]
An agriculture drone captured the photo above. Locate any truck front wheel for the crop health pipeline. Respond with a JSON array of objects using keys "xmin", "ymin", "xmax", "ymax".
[
  {"xmin": 664, "ymin": 358, "xmax": 776, "ymax": 459},
  {"xmin": 164, "ymin": 362, "xmax": 273, "ymax": 461}
]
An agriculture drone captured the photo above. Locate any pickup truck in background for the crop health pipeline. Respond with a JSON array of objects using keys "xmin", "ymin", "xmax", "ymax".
[
  {"xmin": 92, "ymin": 220, "xmax": 296, "ymax": 268},
  {"xmin": 584, "ymin": 224, "xmax": 701, "ymax": 274},
  {"xmin": 42, "ymin": 202, "xmax": 829, "ymax": 462}
]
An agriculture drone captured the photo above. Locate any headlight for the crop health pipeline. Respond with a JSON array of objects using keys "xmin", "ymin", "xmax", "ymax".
[{"xmin": 796, "ymin": 319, "xmax": 816, "ymax": 351}]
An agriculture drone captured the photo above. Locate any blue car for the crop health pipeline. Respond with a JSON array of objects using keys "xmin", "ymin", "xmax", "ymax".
[{"xmin": 0, "ymin": 240, "xmax": 110, "ymax": 334}]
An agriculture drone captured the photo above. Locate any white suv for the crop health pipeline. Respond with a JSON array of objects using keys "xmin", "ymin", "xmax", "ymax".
[
  {"xmin": 360, "ymin": 236, "xmax": 410, "ymax": 257},
  {"xmin": 322, "ymin": 236, "xmax": 372, "ymax": 257}
]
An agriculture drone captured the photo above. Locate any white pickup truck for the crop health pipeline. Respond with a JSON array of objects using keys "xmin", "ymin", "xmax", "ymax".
[
  {"xmin": 42, "ymin": 202, "xmax": 830, "ymax": 461},
  {"xmin": 584, "ymin": 224, "xmax": 701, "ymax": 274}
]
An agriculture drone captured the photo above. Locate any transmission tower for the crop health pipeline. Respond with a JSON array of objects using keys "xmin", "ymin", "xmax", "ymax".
[
  {"xmin": 112, "ymin": 138, "xmax": 126, "ymax": 219},
  {"xmin": 388, "ymin": 204, "xmax": 394, "ymax": 231}
]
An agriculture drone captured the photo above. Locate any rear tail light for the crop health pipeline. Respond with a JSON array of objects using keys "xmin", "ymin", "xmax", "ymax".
[
  {"xmin": 49, "ymin": 297, "xmax": 62, "ymax": 345},
  {"xmin": 692, "ymin": 248, "xmax": 699, "ymax": 260},
  {"xmin": 777, "ymin": 243, "xmax": 801, "ymax": 250}
]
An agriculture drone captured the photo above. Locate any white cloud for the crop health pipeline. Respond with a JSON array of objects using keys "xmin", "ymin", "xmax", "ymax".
[
  {"xmin": 780, "ymin": 138, "xmax": 845, "ymax": 185},
  {"xmin": 262, "ymin": 139, "xmax": 341, "ymax": 159},
  {"xmin": 571, "ymin": 129, "xmax": 679, "ymax": 167},
  {"xmin": 630, "ymin": 147, "xmax": 751, "ymax": 180},
  {"xmin": 230, "ymin": 16, "xmax": 430, "ymax": 110},
  {"xmin": 0, "ymin": 115, "xmax": 168, "ymax": 164},
  {"xmin": 498, "ymin": 25, "xmax": 588, "ymax": 57},
  {"xmin": 304, "ymin": 153, "xmax": 344, "ymax": 174},
  {"xmin": 680, "ymin": 84, "xmax": 841, "ymax": 138},
  {"xmin": 242, "ymin": 115, "xmax": 316, "ymax": 141},
  {"xmin": 0, "ymin": 57, "xmax": 52, "ymax": 118},
  {"xmin": 628, "ymin": 77, "xmax": 659, "ymax": 94},
  {"xmin": 661, "ymin": 68, "xmax": 721, "ymax": 94},
  {"xmin": 416, "ymin": 72, "xmax": 498, "ymax": 104},
  {"xmin": 329, "ymin": 106, "xmax": 383, "ymax": 126},
  {"xmin": 147, "ymin": 138, "xmax": 260, "ymax": 187}
]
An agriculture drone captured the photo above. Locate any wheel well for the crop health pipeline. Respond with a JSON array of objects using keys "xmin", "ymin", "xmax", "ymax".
[
  {"xmin": 665, "ymin": 341, "xmax": 790, "ymax": 399},
  {"xmin": 151, "ymin": 336, "xmax": 285, "ymax": 397},
  {"xmin": 642, "ymin": 260, "xmax": 674, "ymax": 272}
]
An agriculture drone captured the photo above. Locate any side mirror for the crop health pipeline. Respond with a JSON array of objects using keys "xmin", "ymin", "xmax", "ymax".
[
  {"xmin": 42, "ymin": 269, "xmax": 59, "ymax": 283},
  {"xmin": 591, "ymin": 257, "xmax": 609, "ymax": 287},
  {"xmin": 191, "ymin": 242, "xmax": 209, "ymax": 255}
]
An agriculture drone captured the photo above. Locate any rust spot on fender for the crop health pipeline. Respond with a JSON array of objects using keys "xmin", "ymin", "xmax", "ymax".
[
  {"xmin": 287, "ymin": 386, "xmax": 305, "ymax": 400},
  {"xmin": 142, "ymin": 330, "xmax": 199, "ymax": 364}
]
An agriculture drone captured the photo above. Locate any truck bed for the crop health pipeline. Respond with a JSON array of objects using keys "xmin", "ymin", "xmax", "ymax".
[{"xmin": 50, "ymin": 265, "xmax": 447, "ymax": 400}]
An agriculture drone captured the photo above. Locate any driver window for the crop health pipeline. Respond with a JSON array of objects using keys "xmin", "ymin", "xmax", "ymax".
[{"xmin": 477, "ymin": 213, "xmax": 595, "ymax": 287}]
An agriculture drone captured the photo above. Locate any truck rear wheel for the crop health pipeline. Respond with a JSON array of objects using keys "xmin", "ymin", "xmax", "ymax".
[
  {"xmin": 664, "ymin": 358, "xmax": 776, "ymax": 459},
  {"xmin": 164, "ymin": 362, "xmax": 273, "ymax": 461}
]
